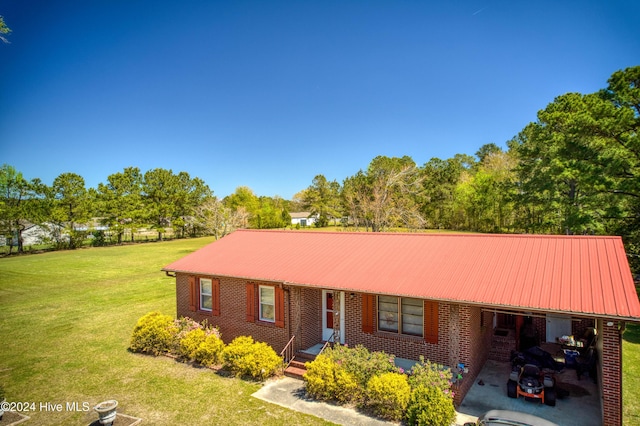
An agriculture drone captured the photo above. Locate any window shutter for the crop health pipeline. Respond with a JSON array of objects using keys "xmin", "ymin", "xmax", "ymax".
[
  {"xmin": 188, "ymin": 276, "xmax": 197, "ymax": 312},
  {"xmin": 362, "ymin": 294, "xmax": 375, "ymax": 334},
  {"xmin": 246, "ymin": 283, "xmax": 255, "ymax": 322},
  {"xmin": 424, "ymin": 300, "xmax": 439, "ymax": 344},
  {"xmin": 212, "ymin": 278, "xmax": 220, "ymax": 316},
  {"xmin": 275, "ymin": 286, "xmax": 285, "ymax": 328}
]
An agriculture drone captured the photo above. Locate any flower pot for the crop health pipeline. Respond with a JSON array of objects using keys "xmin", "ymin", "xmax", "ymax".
[{"xmin": 94, "ymin": 399, "xmax": 118, "ymax": 425}]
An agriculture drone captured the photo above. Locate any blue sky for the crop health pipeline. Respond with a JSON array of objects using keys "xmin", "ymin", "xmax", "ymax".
[{"xmin": 1, "ymin": 1, "xmax": 638, "ymax": 199}]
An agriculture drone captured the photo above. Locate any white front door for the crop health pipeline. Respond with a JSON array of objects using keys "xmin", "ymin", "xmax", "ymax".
[
  {"xmin": 546, "ymin": 314, "xmax": 572, "ymax": 342},
  {"xmin": 322, "ymin": 290, "xmax": 345, "ymax": 343}
]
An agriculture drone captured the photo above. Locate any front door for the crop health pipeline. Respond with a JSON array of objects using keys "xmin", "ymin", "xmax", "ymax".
[{"xmin": 322, "ymin": 290, "xmax": 345, "ymax": 343}]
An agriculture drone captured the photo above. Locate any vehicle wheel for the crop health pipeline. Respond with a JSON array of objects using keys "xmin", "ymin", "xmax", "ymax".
[
  {"xmin": 507, "ymin": 380, "xmax": 517, "ymax": 398},
  {"xmin": 545, "ymin": 388, "xmax": 556, "ymax": 406}
]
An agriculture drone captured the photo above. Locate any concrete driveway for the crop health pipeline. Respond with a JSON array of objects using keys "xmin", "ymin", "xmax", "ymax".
[{"xmin": 458, "ymin": 359, "xmax": 601, "ymax": 426}]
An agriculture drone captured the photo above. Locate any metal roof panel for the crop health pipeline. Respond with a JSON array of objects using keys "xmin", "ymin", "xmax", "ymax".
[{"xmin": 163, "ymin": 230, "xmax": 640, "ymax": 320}]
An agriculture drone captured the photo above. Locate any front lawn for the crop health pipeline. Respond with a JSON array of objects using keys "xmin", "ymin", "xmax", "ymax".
[
  {"xmin": 0, "ymin": 238, "xmax": 332, "ymax": 425},
  {"xmin": 623, "ymin": 322, "xmax": 640, "ymax": 426}
]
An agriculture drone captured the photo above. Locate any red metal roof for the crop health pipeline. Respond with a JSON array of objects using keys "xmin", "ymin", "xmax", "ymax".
[{"xmin": 163, "ymin": 230, "xmax": 640, "ymax": 320}]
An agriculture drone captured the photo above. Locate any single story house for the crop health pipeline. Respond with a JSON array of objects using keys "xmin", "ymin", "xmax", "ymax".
[
  {"xmin": 162, "ymin": 230, "xmax": 640, "ymax": 426},
  {"xmin": 289, "ymin": 212, "xmax": 318, "ymax": 227}
]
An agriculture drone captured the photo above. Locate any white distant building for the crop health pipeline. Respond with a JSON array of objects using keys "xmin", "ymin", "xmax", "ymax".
[{"xmin": 290, "ymin": 212, "xmax": 318, "ymax": 227}]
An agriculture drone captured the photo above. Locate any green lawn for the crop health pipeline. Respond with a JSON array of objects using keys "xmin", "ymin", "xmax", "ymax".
[
  {"xmin": 623, "ymin": 322, "xmax": 640, "ymax": 426},
  {"xmin": 0, "ymin": 238, "xmax": 332, "ymax": 425}
]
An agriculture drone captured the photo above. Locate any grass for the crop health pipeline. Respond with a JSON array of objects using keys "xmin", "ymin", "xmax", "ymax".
[
  {"xmin": 0, "ymin": 238, "xmax": 332, "ymax": 425},
  {"xmin": 623, "ymin": 322, "xmax": 640, "ymax": 426}
]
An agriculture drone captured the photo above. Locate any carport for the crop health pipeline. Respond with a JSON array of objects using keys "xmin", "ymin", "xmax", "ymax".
[{"xmin": 459, "ymin": 359, "xmax": 601, "ymax": 426}]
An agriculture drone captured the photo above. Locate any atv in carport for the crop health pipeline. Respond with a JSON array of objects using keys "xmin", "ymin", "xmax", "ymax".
[{"xmin": 507, "ymin": 363, "xmax": 556, "ymax": 406}]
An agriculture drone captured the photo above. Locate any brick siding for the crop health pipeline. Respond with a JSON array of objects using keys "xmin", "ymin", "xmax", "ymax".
[
  {"xmin": 601, "ymin": 319, "xmax": 622, "ymax": 426},
  {"xmin": 174, "ymin": 273, "xmax": 622, "ymax": 423}
]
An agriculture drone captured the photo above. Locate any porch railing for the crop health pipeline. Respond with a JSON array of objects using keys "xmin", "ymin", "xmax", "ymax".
[
  {"xmin": 318, "ymin": 330, "xmax": 338, "ymax": 356},
  {"xmin": 280, "ymin": 335, "xmax": 296, "ymax": 370}
]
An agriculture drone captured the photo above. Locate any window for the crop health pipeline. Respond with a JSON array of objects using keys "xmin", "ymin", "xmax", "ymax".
[
  {"xmin": 200, "ymin": 278, "xmax": 213, "ymax": 311},
  {"xmin": 259, "ymin": 285, "xmax": 275, "ymax": 322},
  {"xmin": 377, "ymin": 296, "xmax": 424, "ymax": 337},
  {"xmin": 188, "ymin": 276, "xmax": 219, "ymax": 316},
  {"xmin": 378, "ymin": 295, "xmax": 399, "ymax": 332},
  {"xmin": 401, "ymin": 298, "xmax": 423, "ymax": 336},
  {"xmin": 246, "ymin": 283, "xmax": 284, "ymax": 328}
]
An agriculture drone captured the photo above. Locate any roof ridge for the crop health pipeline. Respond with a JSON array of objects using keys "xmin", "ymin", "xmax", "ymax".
[{"xmin": 234, "ymin": 229, "xmax": 622, "ymax": 240}]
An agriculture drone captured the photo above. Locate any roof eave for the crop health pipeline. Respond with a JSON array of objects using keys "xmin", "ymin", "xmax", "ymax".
[{"xmin": 163, "ymin": 270, "xmax": 640, "ymax": 322}]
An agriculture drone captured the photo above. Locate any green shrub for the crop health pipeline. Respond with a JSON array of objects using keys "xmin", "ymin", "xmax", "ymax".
[
  {"xmin": 222, "ymin": 336, "xmax": 281, "ymax": 380},
  {"xmin": 304, "ymin": 345, "xmax": 400, "ymax": 405},
  {"xmin": 129, "ymin": 311, "xmax": 177, "ymax": 355},
  {"xmin": 179, "ymin": 328, "xmax": 207, "ymax": 361},
  {"xmin": 194, "ymin": 333, "xmax": 225, "ymax": 367},
  {"xmin": 405, "ymin": 385, "xmax": 456, "ymax": 426},
  {"xmin": 303, "ymin": 354, "xmax": 338, "ymax": 400},
  {"xmin": 303, "ymin": 354, "xmax": 359, "ymax": 403},
  {"xmin": 325, "ymin": 345, "xmax": 398, "ymax": 390},
  {"xmin": 408, "ymin": 356, "xmax": 454, "ymax": 395},
  {"xmin": 171, "ymin": 317, "xmax": 206, "ymax": 354},
  {"xmin": 365, "ymin": 372, "xmax": 411, "ymax": 421}
]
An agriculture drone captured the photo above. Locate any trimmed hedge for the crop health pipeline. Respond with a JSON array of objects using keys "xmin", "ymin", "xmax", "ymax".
[
  {"xmin": 366, "ymin": 372, "xmax": 411, "ymax": 421},
  {"xmin": 129, "ymin": 313, "xmax": 276, "ymax": 379},
  {"xmin": 406, "ymin": 385, "xmax": 456, "ymax": 426},
  {"xmin": 222, "ymin": 336, "xmax": 282, "ymax": 380},
  {"xmin": 129, "ymin": 311, "xmax": 177, "ymax": 355}
]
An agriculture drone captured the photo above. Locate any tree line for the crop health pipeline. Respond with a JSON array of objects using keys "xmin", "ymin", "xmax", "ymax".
[
  {"xmin": 296, "ymin": 66, "xmax": 640, "ymax": 268},
  {"xmin": 1, "ymin": 66, "xmax": 638, "ymax": 269}
]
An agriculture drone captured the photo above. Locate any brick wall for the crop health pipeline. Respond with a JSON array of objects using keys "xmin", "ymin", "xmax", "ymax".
[
  {"xmin": 298, "ymin": 287, "xmax": 322, "ymax": 350},
  {"xmin": 343, "ymin": 293, "xmax": 452, "ymax": 364},
  {"xmin": 176, "ymin": 273, "xmax": 290, "ymax": 352},
  {"xmin": 601, "ymin": 319, "xmax": 622, "ymax": 426}
]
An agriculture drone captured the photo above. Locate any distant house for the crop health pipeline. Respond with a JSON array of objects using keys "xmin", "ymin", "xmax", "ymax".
[
  {"xmin": 1, "ymin": 222, "xmax": 64, "ymax": 247},
  {"xmin": 163, "ymin": 230, "xmax": 640, "ymax": 426},
  {"xmin": 290, "ymin": 212, "xmax": 317, "ymax": 227}
]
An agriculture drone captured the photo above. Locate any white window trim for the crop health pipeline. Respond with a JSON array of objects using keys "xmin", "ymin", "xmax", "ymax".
[
  {"xmin": 200, "ymin": 278, "xmax": 212, "ymax": 312},
  {"xmin": 259, "ymin": 285, "xmax": 275, "ymax": 323}
]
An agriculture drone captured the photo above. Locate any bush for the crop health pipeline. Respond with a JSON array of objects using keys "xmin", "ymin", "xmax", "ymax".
[
  {"xmin": 129, "ymin": 311, "xmax": 177, "ymax": 355},
  {"xmin": 325, "ymin": 345, "xmax": 398, "ymax": 389},
  {"xmin": 222, "ymin": 336, "xmax": 281, "ymax": 380},
  {"xmin": 171, "ymin": 317, "xmax": 205, "ymax": 354},
  {"xmin": 303, "ymin": 345, "xmax": 400, "ymax": 405},
  {"xmin": 408, "ymin": 356, "xmax": 454, "ymax": 396},
  {"xmin": 303, "ymin": 354, "xmax": 339, "ymax": 400},
  {"xmin": 194, "ymin": 333, "xmax": 225, "ymax": 367},
  {"xmin": 405, "ymin": 385, "xmax": 456, "ymax": 426},
  {"xmin": 178, "ymin": 328, "xmax": 207, "ymax": 361},
  {"xmin": 303, "ymin": 354, "xmax": 359, "ymax": 403},
  {"xmin": 365, "ymin": 372, "xmax": 411, "ymax": 421}
]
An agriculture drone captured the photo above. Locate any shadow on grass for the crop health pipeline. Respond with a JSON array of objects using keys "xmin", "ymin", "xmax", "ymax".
[{"xmin": 623, "ymin": 322, "xmax": 640, "ymax": 345}]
